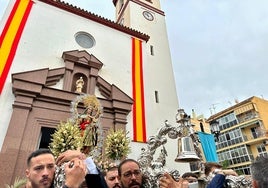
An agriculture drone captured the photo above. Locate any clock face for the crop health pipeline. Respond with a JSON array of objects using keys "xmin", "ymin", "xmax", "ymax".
[{"xmin": 142, "ymin": 11, "xmax": 154, "ymax": 21}]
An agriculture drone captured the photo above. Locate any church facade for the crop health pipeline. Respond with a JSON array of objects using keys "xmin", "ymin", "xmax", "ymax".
[{"xmin": 0, "ymin": 0, "xmax": 182, "ymax": 185}]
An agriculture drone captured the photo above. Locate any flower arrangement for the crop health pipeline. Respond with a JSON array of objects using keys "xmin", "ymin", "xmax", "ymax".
[
  {"xmin": 105, "ymin": 129, "xmax": 131, "ymax": 160},
  {"xmin": 49, "ymin": 120, "xmax": 83, "ymax": 158}
]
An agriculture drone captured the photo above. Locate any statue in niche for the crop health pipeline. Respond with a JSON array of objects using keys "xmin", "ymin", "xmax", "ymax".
[{"xmin": 76, "ymin": 77, "xmax": 84, "ymax": 93}]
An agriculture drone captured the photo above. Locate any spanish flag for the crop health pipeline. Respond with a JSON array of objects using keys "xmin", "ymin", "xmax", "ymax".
[
  {"xmin": 132, "ymin": 38, "xmax": 147, "ymax": 142},
  {"xmin": 0, "ymin": 0, "xmax": 33, "ymax": 94}
]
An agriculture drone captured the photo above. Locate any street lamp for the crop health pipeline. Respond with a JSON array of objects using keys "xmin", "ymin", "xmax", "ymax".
[{"xmin": 210, "ymin": 119, "xmax": 220, "ymax": 141}]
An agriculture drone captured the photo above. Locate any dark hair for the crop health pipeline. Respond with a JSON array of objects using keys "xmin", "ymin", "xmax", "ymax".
[
  {"xmin": 251, "ymin": 156, "xmax": 268, "ymax": 188},
  {"xmin": 204, "ymin": 162, "xmax": 222, "ymax": 176},
  {"xmin": 118, "ymin": 159, "xmax": 141, "ymax": 176},
  {"xmin": 27, "ymin": 148, "xmax": 53, "ymax": 166},
  {"xmin": 103, "ymin": 166, "xmax": 118, "ymax": 176},
  {"xmin": 181, "ymin": 172, "xmax": 198, "ymax": 179}
]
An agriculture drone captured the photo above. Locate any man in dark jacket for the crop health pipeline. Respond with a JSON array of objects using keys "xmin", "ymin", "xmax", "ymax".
[
  {"xmin": 26, "ymin": 148, "xmax": 86, "ymax": 188},
  {"xmin": 118, "ymin": 159, "xmax": 145, "ymax": 188},
  {"xmin": 26, "ymin": 149, "xmax": 108, "ymax": 188},
  {"xmin": 204, "ymin": 162, "xmax": 238, "ymax": 188}
]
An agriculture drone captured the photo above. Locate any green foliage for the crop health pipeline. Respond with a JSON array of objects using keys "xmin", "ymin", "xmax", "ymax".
[
  {"xmin": 221, "ymin": 159, "xmax": 242, "ymax": 175},
  {"xmin": 236, "ymin": 170, "xmax": 244, "ymax": 175},
  {"xmin": 221, "ymin": 159, "xmax": 230, "ymax": 169},
  {"xmin": 49, "ymin": 120, "xmax": 83, "ymax": 158}
]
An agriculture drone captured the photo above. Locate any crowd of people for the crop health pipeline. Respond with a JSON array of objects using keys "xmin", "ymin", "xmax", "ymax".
[{"xmin": 21, "ymin": 148, "xmax": 268, "ymax": 188}]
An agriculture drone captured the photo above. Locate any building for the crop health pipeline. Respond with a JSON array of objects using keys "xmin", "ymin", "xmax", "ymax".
[
  {"xmin": 0, "ymin": 0, "xmax": 182, "ymax": 185},
  {"xmin": 191, "ymin": 109, "xmax": 211, "ymax": 133},
  {"xmin": 207, "ymin": 96, "xmax": 268, "ymax": 175},
  {"xmin": 189, "ymin": 110, "xmax": 211, "ymax": 172}
]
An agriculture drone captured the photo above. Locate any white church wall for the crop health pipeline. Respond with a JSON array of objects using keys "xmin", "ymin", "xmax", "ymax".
[
  {"xmin": 0, "ymin": 0, "xmax": 187, "ymax": 174},
  {"xmin": 0, "ymin": 1, "xmax": 137, "ymax": 150}
]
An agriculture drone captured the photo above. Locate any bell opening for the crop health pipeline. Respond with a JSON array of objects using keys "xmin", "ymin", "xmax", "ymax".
[
  {"xmin": 175, "ymin": 152, "xmax": 200, "ymax": 163},
  {"xmin": 175, "ymin": 136, "xmax": 200, "ymax": 163}
]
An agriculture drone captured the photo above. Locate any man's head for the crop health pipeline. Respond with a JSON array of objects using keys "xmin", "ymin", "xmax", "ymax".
[
  {"xmin": 181, "ymin": 172, "xmax": 198, "ymax": 183},
  {"xmin": 204, "ymin": 162, "xmax": 222, "ymax": 176},
  {"xmin": 26, "ymin": 148, "xmax": 55, "ymax": 188},
  {"xmin": 251, "ymin": 156, "xmax": 268, "ymax": 188},
  {"xmin": 104, "ymin": 166, "xmax": 121, "ymax": 188},
  {"xmin": 118, "ymin": 159, "xmax": 142, "ymax": 188}
]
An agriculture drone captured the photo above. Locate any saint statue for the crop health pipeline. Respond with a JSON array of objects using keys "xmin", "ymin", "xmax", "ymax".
[{"xmin": 76, "ymin": 77, "xmax": 84, "ymax": 93}]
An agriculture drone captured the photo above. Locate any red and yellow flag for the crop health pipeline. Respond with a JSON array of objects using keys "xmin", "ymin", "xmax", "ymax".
[
  {"xmin": 0, "ymin": 0, "xmax": 33, "ymax": 94},
  {"xmin": 132, "ymin": 38, "xmax": 147, "ymax": 142}
]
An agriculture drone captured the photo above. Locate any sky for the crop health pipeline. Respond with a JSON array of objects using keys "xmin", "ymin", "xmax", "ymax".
[{"xmin": 1, "ymin": 0, "xmax": 268, "ymax": 118}]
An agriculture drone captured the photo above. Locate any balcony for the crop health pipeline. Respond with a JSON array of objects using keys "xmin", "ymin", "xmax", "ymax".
[
  {"xmin": 237, "ymin": 112, "xmax": 259, "ymax": 124},
  {"xmin": 239, "ymin": 119, "xmax": 260, "ymax": 129}
]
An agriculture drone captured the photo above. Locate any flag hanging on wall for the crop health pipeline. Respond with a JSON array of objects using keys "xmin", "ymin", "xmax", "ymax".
[
  {"xmin": 198, "ymin": 131, "xmax": 219, "ymax": 162},
  {"xmin": 0, "ymin": 0, "xmax": 33, "ymax": 94},
  {"xmin": 132, "ymin": 37, "xmax": 147, "ymax": 143}
]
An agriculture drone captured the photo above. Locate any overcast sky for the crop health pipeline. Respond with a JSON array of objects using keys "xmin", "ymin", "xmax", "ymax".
[{"xmin": 1, "ymin": 0, "xmax": 268, "ymax": 118}]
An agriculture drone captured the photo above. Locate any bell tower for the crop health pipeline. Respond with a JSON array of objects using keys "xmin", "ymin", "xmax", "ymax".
[
  {"xmin": 113, "ymin": 0, "xmax": 162, "ymax": 30},
  {"xmin": 112, "ymin": 0, "xmax": 180, "ymax": 169}
]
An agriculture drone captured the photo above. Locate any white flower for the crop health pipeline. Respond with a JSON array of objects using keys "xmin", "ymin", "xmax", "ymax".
[{"xmin": 104, "ymin": 129, "xmax": 131, "ymax": 160}]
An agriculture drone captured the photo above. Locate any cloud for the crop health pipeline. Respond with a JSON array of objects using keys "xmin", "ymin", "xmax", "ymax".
[{"xmin": 164, "ymin": 0, "xmax": 268, "ymax": 117}]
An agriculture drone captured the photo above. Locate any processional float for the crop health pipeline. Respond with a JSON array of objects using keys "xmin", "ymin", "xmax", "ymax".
[{"xmin": 137, "ymin": 109, "xmax": 252, "ymax": 188}]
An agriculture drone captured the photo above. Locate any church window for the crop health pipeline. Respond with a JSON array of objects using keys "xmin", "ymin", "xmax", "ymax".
[
  {"xmin": 150, "ymin": 45, "xmax": 154, "ymax": 55},
  {"xmin": 155, "ymin": 91, "xmax": 159, "ymax": 103},
  {"xmin": 75, "ymin": 31, "xmax": 95, "ymax": 48}
]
